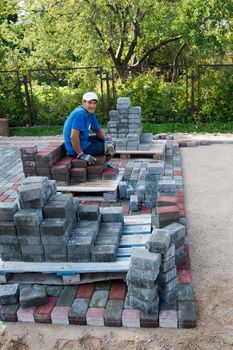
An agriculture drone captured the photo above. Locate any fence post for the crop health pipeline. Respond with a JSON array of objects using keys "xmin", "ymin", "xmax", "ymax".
[{"xmin": 23, "ymin": 75, "xmax": 33, "ymax": 126}]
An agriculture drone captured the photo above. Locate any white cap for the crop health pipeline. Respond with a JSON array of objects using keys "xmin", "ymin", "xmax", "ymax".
[{"xmin": 82, "ymin": 92, "xmax": 98, "ymax": 102}]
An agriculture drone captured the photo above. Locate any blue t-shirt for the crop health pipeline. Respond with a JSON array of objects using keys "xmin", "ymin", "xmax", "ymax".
[{"xmin": 63, "ymin": 106, "xmax": 100, "ymax": 155}]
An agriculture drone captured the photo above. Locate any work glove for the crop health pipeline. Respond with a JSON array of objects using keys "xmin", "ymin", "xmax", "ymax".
[
  {"xmin": 78, "ymin": 152, "xmax": 97, "ymax": 165},
  {"xmin": 104, "ymin": 137, "xmax": 115, "ymax": 155}
]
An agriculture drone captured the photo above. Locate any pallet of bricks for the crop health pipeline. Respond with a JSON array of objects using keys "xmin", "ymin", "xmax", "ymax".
[
  {"xmin": 20, "ymin": 143, "xmax": 119, "ymax": 185},
  {"xmin": 0, "ymin": 176, "xmax": 124, "ymax": 264}
]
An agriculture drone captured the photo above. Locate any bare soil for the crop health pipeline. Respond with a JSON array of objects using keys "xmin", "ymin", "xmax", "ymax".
[{"xmin": 1, "ymin": 143, "xmax": 233, "ymax": 350}]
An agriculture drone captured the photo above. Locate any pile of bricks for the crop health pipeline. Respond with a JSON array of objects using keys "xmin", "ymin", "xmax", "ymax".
[
  {"xmin": 0, "ymin": 279, "xmax": 196, "ymax": 328},
  {"xmin": 107, "ymin": 97, "xmax": 153, "ymax": 151},
  {"xmin": 20, "ymin": 144, "xmax": 118, "ymax": 185},
  {"xmin": 0, "ymin": 177, "xmax": 123, "ymax": 263}
]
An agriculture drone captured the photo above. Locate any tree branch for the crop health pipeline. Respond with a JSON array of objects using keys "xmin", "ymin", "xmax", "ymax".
[{"xmin": 134, "ymin": 35, "xmax": 182, "ymax": 66}]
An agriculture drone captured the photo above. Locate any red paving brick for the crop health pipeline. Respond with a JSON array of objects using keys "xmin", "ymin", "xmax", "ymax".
[
  {"xmin": 109, "ymin": 280, "xmax": 127, "ymax": 300},
  {"xmin": 76, "ymin": 283, "xmax": 96, "ymax": 299},
  {"xmin": 177, "ymin": 270, "xmax": 192, "ymax": 284}
]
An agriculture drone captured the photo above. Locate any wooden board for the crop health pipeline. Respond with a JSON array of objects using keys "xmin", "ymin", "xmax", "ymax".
[
  {"xmin": 119, "ymin": 234, "xmax": 150, "ymax": 248},
  {"xmin": 124, "ymin": 214, "xmax": 151, "ymax": 225},
  {"xmin": 122, "ymin": 224, "xmax": 151, "ymax": 235},
  {"xmin": 57, "ymin": 170, "xmax": 124, "ymax": 193}
]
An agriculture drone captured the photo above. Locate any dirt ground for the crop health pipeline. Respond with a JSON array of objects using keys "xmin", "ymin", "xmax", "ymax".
[{"xmin": 1, "ymin": 143, "xmax": 233, "ymax": 350}]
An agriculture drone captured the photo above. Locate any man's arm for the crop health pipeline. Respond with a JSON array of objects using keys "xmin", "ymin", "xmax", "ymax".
[
  {"xmin": 70, "ymin": 129, "xmax": 82, "ymax": 154},
  {"xmin": 95, "ymin": 129, "xmax": 107, "ymax": 140}
]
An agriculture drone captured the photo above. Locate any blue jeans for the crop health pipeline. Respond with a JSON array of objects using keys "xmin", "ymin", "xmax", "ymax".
[{"xmin": 83, "ymin": 135, "xmax": 105, "ymax": 156}]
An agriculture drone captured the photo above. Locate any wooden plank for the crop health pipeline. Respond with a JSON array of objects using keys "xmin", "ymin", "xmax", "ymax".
[
  {"xmin": 124, "ymin": 215, "xmax": 151, "ymax": 225},
  {"xmin": 117, "ymin": 247, "xmax": 144, "ymax": 258},
  {"xmin": 0, "ymin": 259, "xmax": 130, "ymax": 274},
  {"xmin": 115, "ymin": 142, "xmax": 166, "ymax": 155},
  {"xmin": 119, "ymin": 235, "xmax": 149, "ymax": 248},
  {"xmin": 122, "ymin": 224, "xmax": 151, "ymax": 235},
  {"xmin": 57, "ymin": 170, "xmax": 124, "ymax": 193}
]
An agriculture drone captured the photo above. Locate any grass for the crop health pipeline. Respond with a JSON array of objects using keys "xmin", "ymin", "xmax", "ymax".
[{"xmin": 9, "ymin": 122, "xmax": 233, "ymax": 137}]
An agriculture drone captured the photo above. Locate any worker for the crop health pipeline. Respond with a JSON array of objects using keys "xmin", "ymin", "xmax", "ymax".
[{"xmin": 63, "ymin": 92, "xmax": 115, "ymax": 164}]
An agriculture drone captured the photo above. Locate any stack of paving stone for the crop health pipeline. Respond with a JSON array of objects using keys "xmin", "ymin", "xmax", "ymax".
[
  {"xmin": 177, "ymin": 284, "xmax": 196, "ymax": 328},
  {"xmin": 67, "ymin": 205, "xmax": 101, "ymax": 262},
  {"xmin": 161, "ymin": 222, "xmax": 187, "ymax": 269},
  {"xmin": 0, "ymin": 202, "xmax": 21, "ymax": 261},
  {"xmin": 126, "ymin": 249, "xmax": 161, "ymax": 315},
  {"xmin": 146, "ymin": 228, "xmax": 179, "ymax": 310},
  {"xmin": 20, "ymin": 144, "xmax": 114, "ymax": 185},
  {"xmin": 144, "ymin": 162, "xmax": 164, "ymax": 208},
  {"xmin": 107, "ymin": 97, "xmax": 153, "ymax": 151},
  {"xmin": 91, "ymin": 207, "xmax": 124, "ymax": 262}
]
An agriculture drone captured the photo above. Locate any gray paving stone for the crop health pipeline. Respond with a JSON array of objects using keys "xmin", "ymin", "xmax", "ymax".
[
  {"xmin": 0, "ymin": 302, "xmax": 20, "ymax": 322},
  {"xmin": 14, "ymin": 209, "xmax": 43, "ymax": 226},
  {"xmin": 160, "ymin": 256, "xmax": 176, "ymax": 273},
  {"xmin": 18, "ymin": 183, "xmax": 46, "ymax": 202},
  {"xmin": 128, "ymin": 265, "xmax": 160, "ymax": 281},
  {"xmin": 56, "ymin": 286, "xmax": 77, "ymax": 307},
  {"xmin": 0, "ymin": 202, "xmax": 19, "ymax": 221},
  {"xmin": 40, "ymin": 218, "xmax": 68, "ymax": 236},
  {"xmin": 128, "ymin": 294, "xmax": 159, "ymax": 314},
  {"xmin": 94, "ymin": 236, "xmax": 119, "ymax": 246},
  {"xmin": 140, "ymin": 308, "xmax": 159, "ymax": 328},
  {"xmin": 95, "ymin": 281, "xmax": 112, "ymax": 291},
  {"xmin": 146, "ymin": 230, "xmax": 171, "ymax": 254},
  {"xmin": 178, "ymin": 301, "xmax": 196, "ymax": 328},
  {"xmin": 21, "ymin": 253, "xmax": 45, "ymax": 262},
  {"xmin": 162, "ymin": 243, "xmax": 175, "ymax": 261},
  {"xmin": 163, "ymin": 222, "xmax": 186, "ymax": 243},
  {"xmin": 67, "ymin": 234, "xmax": 94, "ymax": 255},
  {"xmin": 69, "ymin": 298, "xmax": 89, "ymax": 325},
  {"xmin": 177, "ymin": 284, "xmax": 194, "ymax": 302},
  {"xmin": 159, "ymin": 286, "xmax": 178, "ymax": 303},
  {"xmin": 159, "ymin": 266, "xmax": 177, "ymax": 284},
  {"xmin": 0, "ymin": 284, "xmax": 19, "ymax": 305},
  {"xmin": 16, "ymin": 224, "xmax": 41, "ymax": 236},
  {"xmin": 20, "ymin": 244, "xmax": 44, "ymax": 255},
  {"xmin": 20, "ymin": 285, "xmax": 48, "ymax": 308},
  {"xmin": 130, "ymin": 249, "xmax": 161, "ymax": 270},
  {"xmin": 91, "ymin": 244, "xmax": 117, "ymax": 262},
  {"xmin": 128, "ymin": 284, "xmax": 158, "ymax": 302},
  {"xmin": 104, "ymin": 300, "xmax": 124, "ymax": 327},
  {"xmin": 47, "ymin": 286, "xmax": 62, "ymax": 297},
  {"xmin": 101, "ymin": 207, "xmax": 124, "ymax": 222},
  {"xmin": 78, "ymin": 205, "xmax": 100, "ymax": 221},
  {"xmin": 90, "ymin": 290, "xmax": 109, "ymax": 308}
]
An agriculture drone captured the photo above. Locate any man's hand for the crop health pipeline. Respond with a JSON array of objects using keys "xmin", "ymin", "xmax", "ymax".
[
  {"xmin": 104, "ymin": 137, "xmax": 115, "ymax": 155},
  {"xmin": 78, "ymin": 152, "xmax": 97, "ymax": 165}
]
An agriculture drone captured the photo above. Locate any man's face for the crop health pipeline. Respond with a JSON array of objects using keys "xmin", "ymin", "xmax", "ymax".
[{"xmin": 82, "ymin": 100, "xmax": 97, "ymax": 114}]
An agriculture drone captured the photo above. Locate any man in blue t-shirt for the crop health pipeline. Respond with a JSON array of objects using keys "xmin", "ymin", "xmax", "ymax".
[{"xmin": 63, "ymin": 92, "xmax": 114, "ymax": 164}]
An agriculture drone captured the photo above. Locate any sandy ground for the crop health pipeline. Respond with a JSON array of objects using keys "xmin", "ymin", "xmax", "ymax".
[{"xmin": 1, "ymin": 143, "xmax": 233, "ymax": 349}]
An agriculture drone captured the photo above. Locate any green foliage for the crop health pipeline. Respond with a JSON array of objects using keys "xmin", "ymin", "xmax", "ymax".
[
  {"xmin": 10, "ymin": 125, "xmax": 63, "ymax": 136},
  {"xmin": 198, "ymin": 68, "xmax": 233, "ymax": 122},
  {"xmin": 116, "ymin": 69, "xmax": 187, "ymax": 123}
]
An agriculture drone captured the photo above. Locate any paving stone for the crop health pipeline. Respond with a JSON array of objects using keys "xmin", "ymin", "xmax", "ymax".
[
  {"xmin": 159, "ymin": 266, "xmax": 177, "ymax": 284},
  {"xmin": 0, "ymin": 202, "xmax": 19, "ymax": 221},
  {"xmin": 76, "ymin": 283, "xmax": 95, "ymax": 299},
  {"xmin": 34, "ymin": 296, "xmax": 57, "ymax": 323},
  {"xmin": 51, "ymin": 306, "xmax": 70, "ymax": 324},
  {"xmin": 0, "ymin": 283, "xmax": 19, "ymax": 305},
  {"xmin": 146, "ymin": 229, "xmax": 171, "ymax": 254},
  {"xmin": 177, "ymin": 270, "xmax": 192, "ymax": 284},
  {"xmin": 128, "ymin": 284, "xmax": 158, "ymax": 302},
  {"xmin": 159, "ymin": 287, "xmax": 178, "ymax": 304},
  {"xmin": 56, "ymin": 286, "xmax": 77, "ymax": 307},
  {"xmin": 47, "ymin": 286, "xmax": 62, "ymax": 297},
  {"xmin": 94, "ymin": 236, "xmax": 119, "ymax": 246},
  {"xmin": 140, "ymin": 309, "xmax": 159, "ymax": 328},
  {"xmin": 109, "ymin": 280, "xmax": 127, "ymax": 300},
  {"xmin": 159, "ymin": 276, "xmax": 178, "ymax": 293},
  {"xmin": 15, "ymin": 224, "xmax": 41, "ymax": 236},
  {"xmin": 95, "ymin": 281, "xmax": 112, "ymax": 291},
  {"xmin": 177, "ymin": 284, "xmax": 194, "ymax": 301},
  {"xmin": 91, "ymin": 244, "xmax": 117, "ymax": 262},
  {"xmin": 0, "ymin": 302, "xmax": 20, "ymax": 322},
  {"xmin": 160, "ymin": 299, "xmax": 177, "ymax": 311},
  {"xmin": 160, "ymin": 256, "xmax": 176, "ymax": 273},
  {"xmin": 78, "ymin": 205, "xmax": 100, "ymax": 221},
  {"xmin": 162, "ymin": 222, "xmax": 186, "ymax": 243},
  {"xmin": 122, "ymin": 309, "xmax": 140, "ymax": 328},
  {"xmin": 162, "ymin": 243, "xmax": 175, "ymax": 261},
  {"xmin": 14, "ymin": 209, "xmax": 43, "ymax": 226},
  {"xmin": 128, "ymin": 295, "xmax": 159, "ymax": 314},
  {"xmin": 86, "ymin": 307, "xmax": 105, "ymax": 326},
  {"xmin": 20, "ymin": 285, "xmax": 48, "ymax": 308},
  {"xmin": 90, "ymin": 290, "xmax": 109, "ymax": 308},
  {"xmin": 0, "ymin": 222, "xmax": 17, "ymax": 235},
  {"xmin": 130, "ymin": 249, "xmax": 161, "ymax": 270},
  {"xmin": 17, "ymin": 306, "xmax": 35, "ymax": 322},
  {"xmin": 101, "ymin": 207, "xmax": 124, "ymax": 222},
  {"xmin": 178, "ymin": 301, "xmax": 196, "ymax": 328},
  {"xmin": 40, "ymin": 218, "xmax": 68, "ymax": 236},
  {"xmin": 43, "ymin": 198, "xmax": 73, "ymax": 219},
  {"xmin": 68, "ymin": 298, "xmax": 89, "ymax": 325},
  {"xmin": 127, "ymin": 265, "xmax": 160, "ymax": 281},
  {"xmin": 104, "ymin": 300, "xmax": 124, "ymax": 327},
  {"xmin": 159, "ymin": 310, "xmax": 177, "ymax": 328},
  {"xmin": 18, "ymin": 183, "xmax": 46, "ymax": 202}
]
